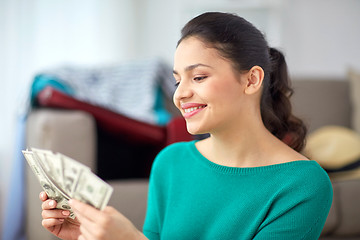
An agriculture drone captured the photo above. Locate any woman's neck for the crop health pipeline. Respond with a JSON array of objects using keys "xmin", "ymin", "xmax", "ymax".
[
  {"xmin": 196, "ymin": 119, "xmax": 300, "ymax": 168},
  {"xmin": 214, "ymin": 124, "xmax": 272, "ymax": 167}
]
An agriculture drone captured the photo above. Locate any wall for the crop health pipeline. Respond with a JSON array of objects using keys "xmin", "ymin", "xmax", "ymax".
[
  {"xmin": 1, "ymin": 0, "xmax": 359, "ymax": 234},
  {"xmin": 136, "ymin": 0, "xmax": 360, "ymax": 78},
  {"xmin": 282, "ymin": 0, "xmax": 360, "ymax": 77}
]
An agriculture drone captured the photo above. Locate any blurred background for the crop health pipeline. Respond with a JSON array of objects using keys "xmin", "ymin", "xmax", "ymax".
[{"xmin": 1, "ymin": 0, "xmax": 360, "ymax": 237}]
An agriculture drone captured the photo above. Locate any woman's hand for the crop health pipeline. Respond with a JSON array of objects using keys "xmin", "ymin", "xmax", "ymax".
[
  {"xmin": 69, "ymin": 199, "xmax": 147, "ymax": 240},
  {"xmin": 40, "ymin": 191, "xmax": 81, "ymax": 240}
]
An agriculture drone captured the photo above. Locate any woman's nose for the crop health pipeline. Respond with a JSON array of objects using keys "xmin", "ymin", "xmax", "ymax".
[{"xmin": 173, "ymin": 81, "xmax": 193, "ymax": 102}]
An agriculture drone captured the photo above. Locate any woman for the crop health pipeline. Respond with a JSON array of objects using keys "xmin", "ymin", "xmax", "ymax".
[{"xmin": 40, "ymin": 12, "xmax": 332, "ymax": 240}]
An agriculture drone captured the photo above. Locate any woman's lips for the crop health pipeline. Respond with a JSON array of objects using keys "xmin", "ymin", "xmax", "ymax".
[{"xmin": 181, "ymin": 103, "xmax": 207, "ymax": 118}]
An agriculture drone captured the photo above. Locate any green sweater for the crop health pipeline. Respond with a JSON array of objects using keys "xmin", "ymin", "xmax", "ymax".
[{"xmin": 143, "ymin": 141, "xmax": 333, "ymax": 240}]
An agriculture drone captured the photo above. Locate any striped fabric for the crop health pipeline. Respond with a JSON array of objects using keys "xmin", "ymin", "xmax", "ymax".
[{"xmin": 37, "ymin": 58, "xmax": 176, "ymax": 124}]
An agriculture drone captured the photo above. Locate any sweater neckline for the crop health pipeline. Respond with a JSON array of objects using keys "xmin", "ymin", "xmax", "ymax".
[{"xmin": 188, "ymin": 140, "xmax": 315, "ymax": 175}]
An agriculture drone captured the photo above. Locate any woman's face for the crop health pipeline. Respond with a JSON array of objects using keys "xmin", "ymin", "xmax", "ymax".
[{"xmin": 173, "ymin": 37, "xmax": 250, "ymax": 135}]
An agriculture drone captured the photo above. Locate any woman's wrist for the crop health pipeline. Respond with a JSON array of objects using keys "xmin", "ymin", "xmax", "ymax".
[{"xmin": 131, "ymin": 229, "xmax": 148, "ymax": 240}]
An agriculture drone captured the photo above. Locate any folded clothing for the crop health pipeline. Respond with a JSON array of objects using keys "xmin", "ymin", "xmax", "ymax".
[
  {"xmin": 31, "ymin": 58, "xmax": 176, "ymax": 125},
  {"xmin": 31, "ymin": 74, "xmax": 75, "ymax": 101}
]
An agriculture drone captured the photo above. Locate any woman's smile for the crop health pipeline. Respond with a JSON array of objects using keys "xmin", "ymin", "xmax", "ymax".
[{"xmin": 181, "ymin": 103, "xmax": 207, "ymax": 118}]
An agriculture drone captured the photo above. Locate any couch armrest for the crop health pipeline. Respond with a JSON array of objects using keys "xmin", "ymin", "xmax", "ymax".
[
  {"xmin": 25, "ymin": 109, "xmax": 96, "ymax": 240},
  {"xmin": 26, "ymin": 109, "xmax": 97, "ymax": 170}
]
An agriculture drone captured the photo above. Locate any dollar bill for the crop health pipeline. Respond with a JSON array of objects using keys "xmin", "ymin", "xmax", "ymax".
[
  {"xmin": 58, "ymin": 153, "xmax": 90, "ymax": 196},
  {"xmin": 73, "ymin": 170, "xmax": 113, "ymax": 210},
  {"xmin": 23, "ymin": 150, "xmax": 75, "ymax": 219},
  {"xmin": 31, "ymin": 148, "xmax": 65, "ymax": 189},
  {"xmin": 23, "ymin": 148, "xmax": 113, "ymax": 219}
]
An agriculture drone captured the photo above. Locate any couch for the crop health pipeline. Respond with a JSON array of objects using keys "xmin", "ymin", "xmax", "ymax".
[{"xmin": 24, "ymin": 79, "xmax": 360, "ymax": 239}]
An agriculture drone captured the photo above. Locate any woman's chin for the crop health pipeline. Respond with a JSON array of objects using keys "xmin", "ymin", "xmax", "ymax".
[{"xmin": 186, "ymin": 125, "xmax": 208, "ymax": 136}]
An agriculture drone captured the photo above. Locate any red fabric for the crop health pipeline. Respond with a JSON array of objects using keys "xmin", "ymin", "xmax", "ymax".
[
  {"xmin": 37, "ymin": 87, "xmax": 166, "ymax": 144},
  {"xmin": 36, "ymin": 87, "xmax": 193, "ymax": 146}
]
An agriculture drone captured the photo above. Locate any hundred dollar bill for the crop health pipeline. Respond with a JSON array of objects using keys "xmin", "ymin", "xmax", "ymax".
[
  {"xmin": 23, "ymin": 148, "xmax": 113, "ymax": 218},
  {"xmin": 72, "ymin": 170, "xmax": 113, "ymax": 210},
  {"xmin": 22, "ymin": 150, "xmax": 75, "ymax": 219},
  {"xmin": 58, "ymin": 153, "xmax": 90, "ymax": 197},
  {"xmin": 31, "ymin": 148, "xmax": 65, "ymax": 189}
]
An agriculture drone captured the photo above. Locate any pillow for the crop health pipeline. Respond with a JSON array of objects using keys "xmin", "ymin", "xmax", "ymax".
[{"xmin": 348, "ymin": 68, "xmax": 360, "ymax": 133}]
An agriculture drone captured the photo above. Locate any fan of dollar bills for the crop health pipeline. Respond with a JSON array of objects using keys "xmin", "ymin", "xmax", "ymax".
[{"xmin": 22, "ymin": 148, "xmax": 113, "ymax": 219}]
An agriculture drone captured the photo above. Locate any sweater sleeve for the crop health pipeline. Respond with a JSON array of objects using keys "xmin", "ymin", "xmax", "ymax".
[
  {"xmin": 143, "ymin": 180, "xmax": 161, "ymax": 240},
  {"xmin": 143, "ymin": 145, "xmax": 174, "ymax": 240},
  {"xmin": 143, "ymin": 185, "xmax": 161, "ymax": 240},
  {"xmin": 142, "ymin": 142, "xmax": 189, "ymax": 239},
  {"xmin": 253, "ymin": 166, "xmax": 333, "ymax": 240},
  {"xmin": 142, "ymin": 161, "xmax": 161, "ymax": 240}
]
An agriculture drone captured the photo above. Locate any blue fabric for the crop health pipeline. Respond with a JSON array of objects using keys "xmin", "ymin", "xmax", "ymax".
[
  {"xmin": 30, "ymin": 74, "xmax": 74, "ymax": 105},
  {"xmin": 154, "ymin": 86, "xmax": 172, "ymax": 126},
  {"xmin": 2, "ymin": 115, "xmax": 27, "ymax": 240}
]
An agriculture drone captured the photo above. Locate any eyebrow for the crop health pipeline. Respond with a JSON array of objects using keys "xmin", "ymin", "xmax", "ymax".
[{"xmin": 173, "ymin": 63, "xmax": 213, "ymax": 75}]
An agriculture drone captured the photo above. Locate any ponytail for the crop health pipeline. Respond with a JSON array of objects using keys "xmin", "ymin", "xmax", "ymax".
[{"xmin": 260, "ymin": 48, "xmax": 307, "ymax": 152}]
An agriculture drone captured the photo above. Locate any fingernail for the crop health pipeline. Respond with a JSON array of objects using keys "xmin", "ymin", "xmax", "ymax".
[
  {"xmin": 49, "ymin": 200, "xmax": 56, "ymax": 207},
  {"xmin": 62, "ymin": 210, "xmax": 70, "ymax": 216},
  {"xmin": 59, "ymin": 218, "xmax": 64, "ymax": 222}
]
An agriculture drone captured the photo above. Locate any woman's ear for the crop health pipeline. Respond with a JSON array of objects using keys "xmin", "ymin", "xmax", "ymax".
[{"xmin": 244, "ymin": 66, "xmax": 264, "ymax": 95}]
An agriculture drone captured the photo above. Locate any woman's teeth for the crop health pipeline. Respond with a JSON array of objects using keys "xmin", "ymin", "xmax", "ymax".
[{"xmin": 184, "ymin": 105, "xmax": 205, "ymax": 113}]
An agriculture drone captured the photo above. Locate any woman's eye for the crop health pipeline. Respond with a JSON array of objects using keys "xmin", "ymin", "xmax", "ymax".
[
  {"xmin": 194, "ymin": 76, "xmax": 207, "ymax": 81},
  {"xmin": 175, "ymin": 82, "xmax": 180, "ymax": 87}
]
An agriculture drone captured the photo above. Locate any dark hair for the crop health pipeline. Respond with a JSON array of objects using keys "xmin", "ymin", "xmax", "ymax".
[{"xmin": 178, "ymin": 12, "xmax": 307, "ymax": 152}]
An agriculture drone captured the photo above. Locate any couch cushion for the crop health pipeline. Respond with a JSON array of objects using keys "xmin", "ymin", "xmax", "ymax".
[
  {"xmin": 107, "ymin": 179, "xmax": 149, "ymax": 230},
  {"xmin": 291, "ymin": 79, "xmax": 351, "ymax": 133},
  {"xmin": 332, "ymin": 179, "xmax": 360, "ymax": 236}
]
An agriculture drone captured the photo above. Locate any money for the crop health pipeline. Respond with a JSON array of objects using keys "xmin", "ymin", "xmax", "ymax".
[
  {"xmin": 73, "ymin": 170, "xmax": 113, "ymax": 210},
  {"xmin": 30, "ymin": 148, "xmax": 65, "ymax": 188},
  {"xmin": 23, "ymin": 148, "xmax": 113, "ymax": 219},
  {"xmin": 59, "ymin": 153, "xmax": 91, "ymax": 196}
]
